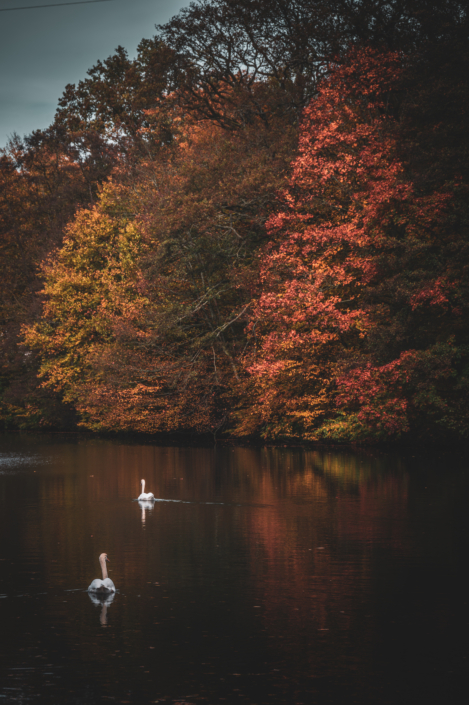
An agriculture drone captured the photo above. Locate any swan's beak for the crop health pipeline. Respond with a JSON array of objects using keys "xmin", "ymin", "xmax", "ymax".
[{"xmin": 105, "ymin": 556, "xmax": 110, "ymax": 562}]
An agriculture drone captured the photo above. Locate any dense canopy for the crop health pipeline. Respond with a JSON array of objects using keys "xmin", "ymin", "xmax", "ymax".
[{"xmin": 2, "ymin": 0, "xmax": 468, "ymax": 442}]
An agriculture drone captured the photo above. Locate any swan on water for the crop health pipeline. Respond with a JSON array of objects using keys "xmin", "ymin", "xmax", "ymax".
[
  {"xmin": 138, "ymin": 479, "xmax": 155, "ymax": 501},
  {"xmin": 88, "ymin": 553, "xmax": 116, "ymax": 594}
]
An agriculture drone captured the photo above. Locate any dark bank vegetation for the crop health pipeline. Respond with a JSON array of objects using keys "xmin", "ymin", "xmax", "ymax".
[{"xmin": 1, "ymin": 0, "xmax": 469, "ymax": 443}]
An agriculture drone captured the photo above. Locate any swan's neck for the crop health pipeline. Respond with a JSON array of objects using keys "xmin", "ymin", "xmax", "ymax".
[
  {"xmin": 141, "ymin": 480, "xmax": 145, "ymax": 493},
  {"xmin": 99, "ymin": 555, "xmax": 108, "ymax": 581}
]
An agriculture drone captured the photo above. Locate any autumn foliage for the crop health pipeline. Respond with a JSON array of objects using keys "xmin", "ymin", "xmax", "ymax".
[
  {"xmin": 2, "ymin": 1, "xmax": 469, "ymax": 443},
  {"xmin": 244, "ymin": 45, "xmax": 469, "ymax": 441},
  {"xmin": 24, "ymin": 116, "xmax": 296, "ymax": 435}
]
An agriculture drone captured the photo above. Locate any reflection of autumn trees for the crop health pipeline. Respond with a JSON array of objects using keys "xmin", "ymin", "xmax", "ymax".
[
  {"xmin": 13, "ymin": 445, "xmax": 410, "ymax": 594},
  {"xmin": 9, "ymin": 441, "xmax": 463, "ymax": 698},
  {"xmin": 243, "ymin": 450, "xmax": 410, "ymax": 673}
]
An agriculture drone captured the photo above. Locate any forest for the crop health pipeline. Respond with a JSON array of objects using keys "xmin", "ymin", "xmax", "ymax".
[{"xmin": 1, "ymin": 0, "xmax": 468, "ymax": 444}]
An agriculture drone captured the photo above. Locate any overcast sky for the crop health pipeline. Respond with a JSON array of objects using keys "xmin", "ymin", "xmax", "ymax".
[{"xmin": 0, "ymin": 0, "xmax": 188, "ymax": 148}]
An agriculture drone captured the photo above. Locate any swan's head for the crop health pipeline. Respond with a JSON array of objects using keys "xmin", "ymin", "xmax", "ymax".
[{"xmin": 99, "ymin": 553, "xmax": 110, "ymax": 563}]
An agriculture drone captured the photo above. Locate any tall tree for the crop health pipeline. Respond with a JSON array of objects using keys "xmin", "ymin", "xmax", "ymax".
[
  {"xmin": 0, "ymin": 130, "xmax": 109, "ymax": 428},
  {"xmin": 243, "ymin": 41, "xmax": 469, "ymax": 442},
  {"xmin": 7, "ymin": 0, "xmax": 469, "ymax": 439},
  {"xmin": 24, "ymin": 113, "xmax": 296, "ymax": 435},
  {"xmin": 157, "ymin": 0, "xmax": 469, "ymax": 127},
  {"xmin": 54, "ymin": 39, "xmax": 180, "ymax": 158}
]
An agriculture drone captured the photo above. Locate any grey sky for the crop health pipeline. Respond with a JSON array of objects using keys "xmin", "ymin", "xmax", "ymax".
[{"xmin": 0, "ymin": 0, "xmax": 188, "ymax": 147}]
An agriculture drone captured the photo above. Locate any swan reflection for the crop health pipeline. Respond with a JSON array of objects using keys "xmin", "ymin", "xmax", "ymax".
[
  {"xmin": 88, "ymin": 591, "xmax": 116, "ymax": 626},
  {"xmin": 138, "ymin": 499, "xmax": 154, "ymax": 525}
]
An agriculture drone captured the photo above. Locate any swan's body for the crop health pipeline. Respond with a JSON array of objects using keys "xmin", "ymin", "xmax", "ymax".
[
  {"xmin": 138, "ymin": 479, "xmax": 154, "ymax": 501},
  {"xmin": 88, "ymin": 553, "xmax": 116, "ymax": 594}
]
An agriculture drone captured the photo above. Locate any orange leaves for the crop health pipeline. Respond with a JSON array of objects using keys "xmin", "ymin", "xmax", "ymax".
[
  {"xmin": 250, "ymin": 40, "xmax": 469, "ymax": 442},
  {"xmin": 21, "ymin": 106, "xmax": 297, "ymax": 435},
  {"xmin": 10, "ymin": 24, "xmax": 469, "ymax": 441},
  {"xmin": 256, "ymin": 48, "xmax": 403, "ymax": 339},
  {"xmin": 23, "ymin": 183, "xmax": 146, "ymax": 406},
  {"xmin": 244, "ymin": 46, "xmax": 462, "ymax": 441}
]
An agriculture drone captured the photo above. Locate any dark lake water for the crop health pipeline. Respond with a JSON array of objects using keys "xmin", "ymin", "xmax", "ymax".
[{"xmin": 0, "ymin": 434, "xmax": 468, "ymax": 705}]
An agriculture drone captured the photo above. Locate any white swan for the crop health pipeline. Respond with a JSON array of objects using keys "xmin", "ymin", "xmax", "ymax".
[
  {"xmin": 138, "ymin": 479, "xmax": 155, "ymax": 501},
  {"xmin": 88, "ymin": 553, "xmax": 116, "ymax": 594}
]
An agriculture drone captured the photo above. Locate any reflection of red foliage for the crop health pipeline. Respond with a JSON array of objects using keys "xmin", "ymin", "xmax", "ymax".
[
  {"xmin": 338, "ymin": 474, "xmax": 409, "ymax": 553},
  {"xmin": 246, "ymin": 452, "xmax": 411, "ymax": 671}
]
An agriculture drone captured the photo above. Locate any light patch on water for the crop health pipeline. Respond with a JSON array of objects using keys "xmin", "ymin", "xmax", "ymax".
[
  {"xmin": 64, "ymin": 589, "xmax": 85, "ymax": 592},
  {"xmin": 135, "ymin": 497, "xmax": 229, "ymax": 505},
  {"xmin": 0, "ymin": 453, "xmax": 49, "ymax": 473}
]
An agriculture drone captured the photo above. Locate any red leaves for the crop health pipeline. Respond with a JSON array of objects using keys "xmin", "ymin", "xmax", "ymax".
[
  {"xmin": 12, "ymin": 38, "xmax": 469, "ymax": 441},
  {"xmin": 251, "ymin": 47, "xmax": 404, "ymax": 353},
  {"xmin": 245, "ymin": 46, "xmax": 467, "ymax": 441},
  {"xmin": 336, "ymin": 358, "xmax": 411, "ymax": 436}
]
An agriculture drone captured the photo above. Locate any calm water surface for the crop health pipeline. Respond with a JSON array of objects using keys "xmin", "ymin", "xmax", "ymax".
[{"xmin": 0, "ymin": 434, "xmax": 468, "ymax": 705}]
